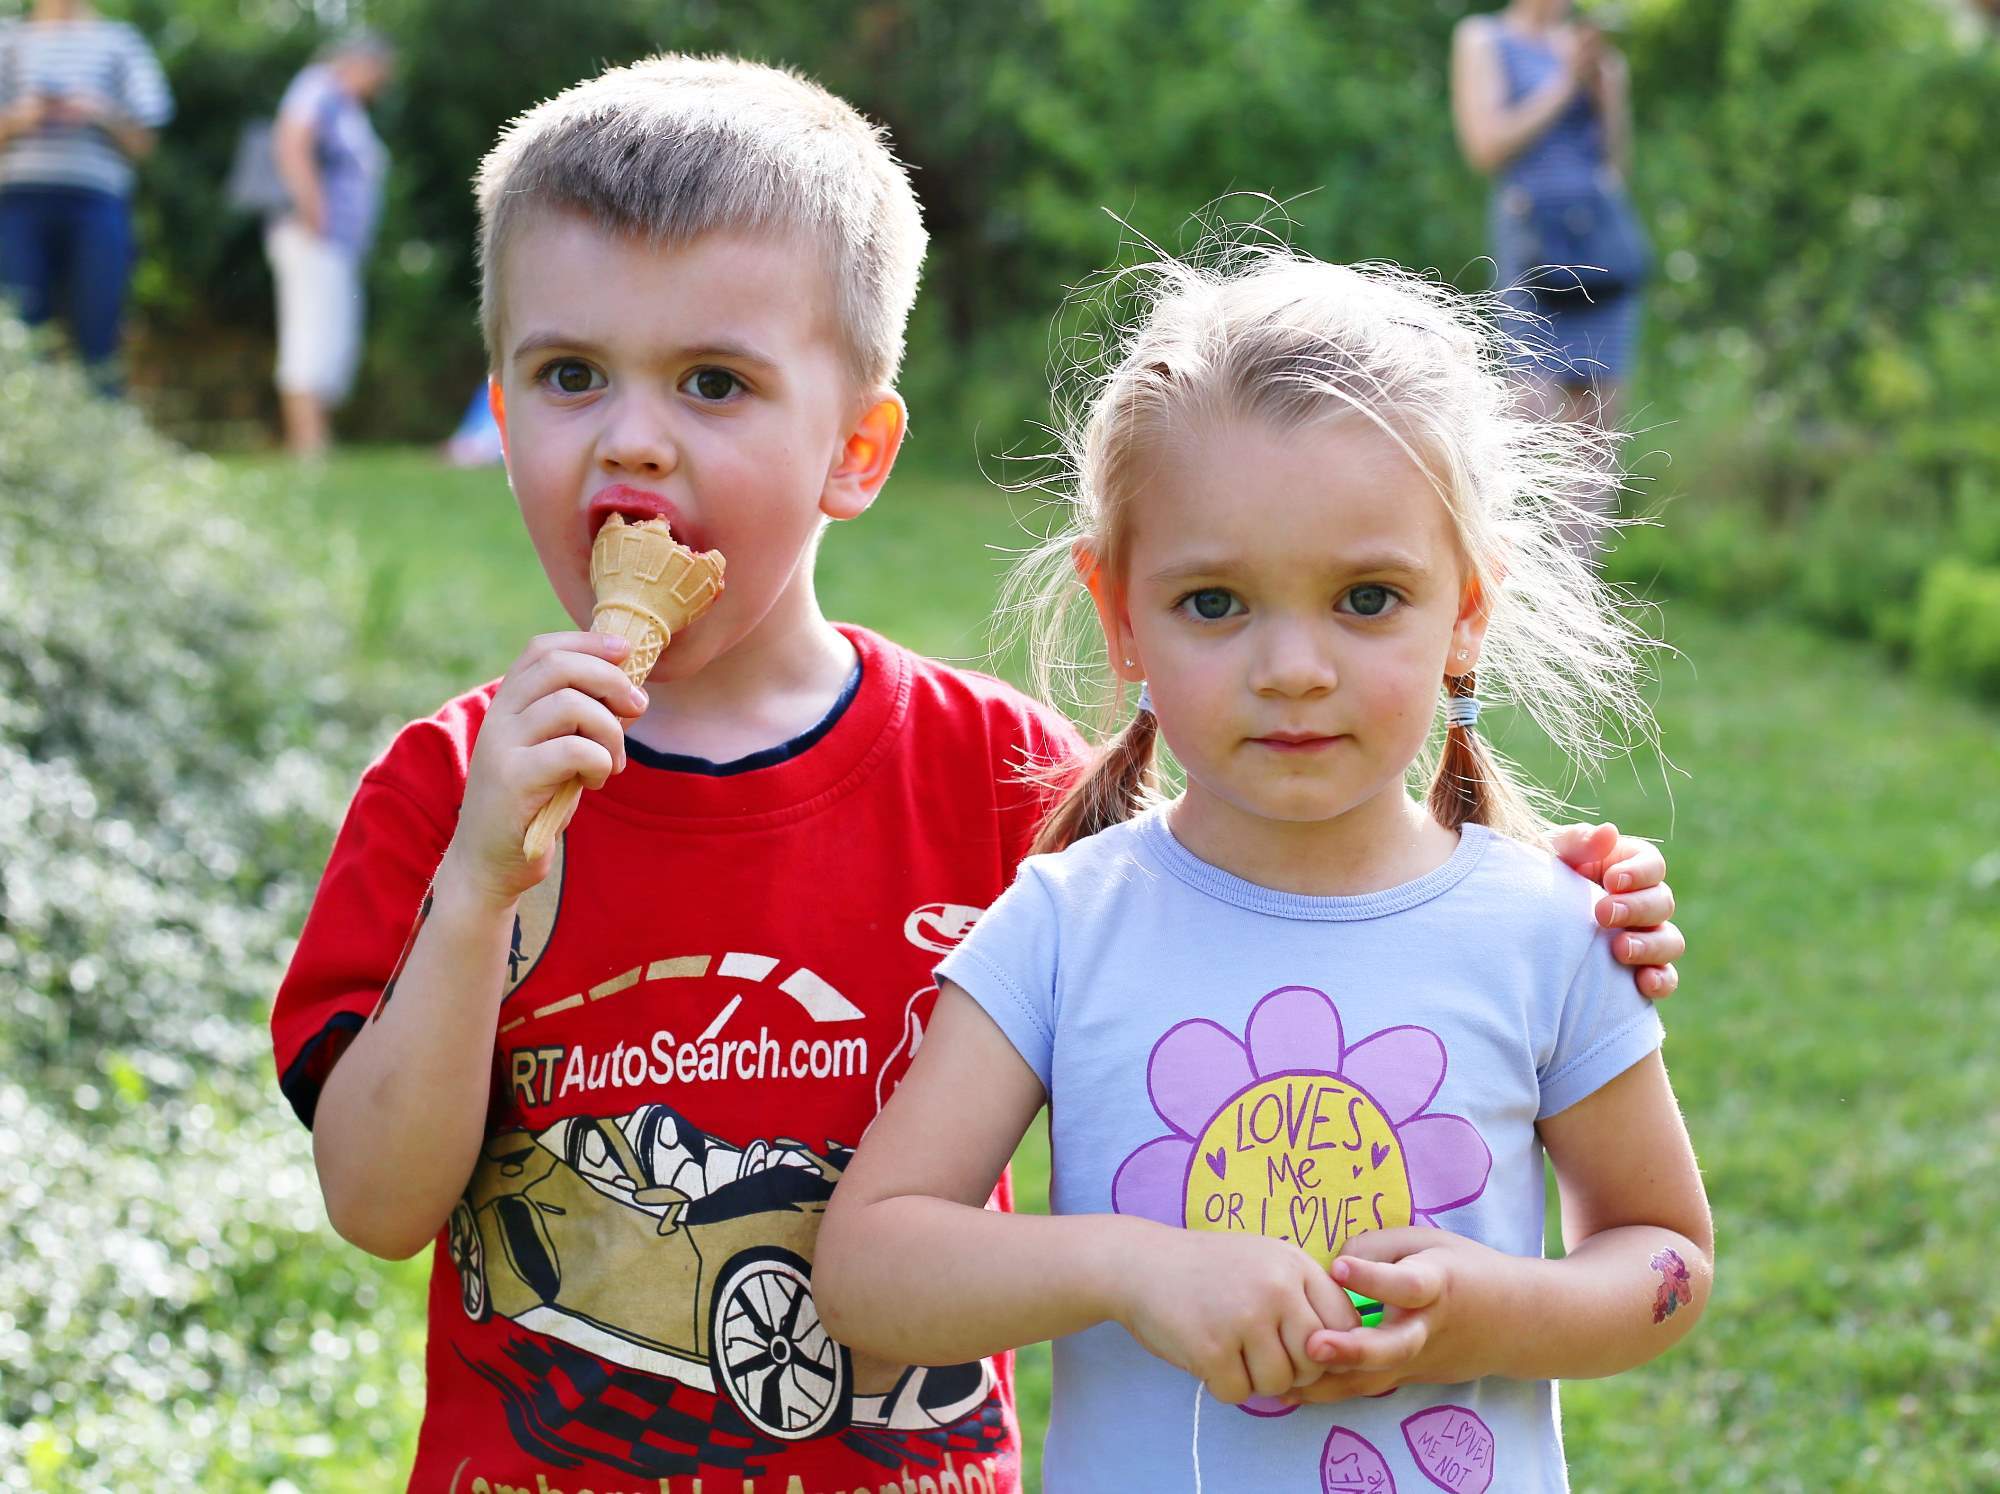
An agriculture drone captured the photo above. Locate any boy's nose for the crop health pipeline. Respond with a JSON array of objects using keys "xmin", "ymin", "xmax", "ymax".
[{"xmin": 597, "ymin": 402, "xmax": 679, "ymax": 478}]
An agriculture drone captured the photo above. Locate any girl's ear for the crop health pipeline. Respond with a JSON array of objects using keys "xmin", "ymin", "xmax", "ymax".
[
  {"xmin": 1076, "ymin": 541, "xmax": 1144, "ymax": 682},
  {"xmin": 822, "ymin": 394, "xmax": 907, "ymax": 522},
  {"xmin": 1447, "ymin": 573, "xmax": 1492, "ymax": 677}
]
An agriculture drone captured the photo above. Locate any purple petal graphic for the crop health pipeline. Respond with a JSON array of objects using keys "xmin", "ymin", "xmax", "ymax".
[
  {"xmin": 1402, "ymin": 1405, "xmax": 1495, "ymax": 1493},
  {"xmin": 1110, "ymin": 1136, "xmax": 1193, "ymax": 1226},
  {"xmin": 1147, "ymin": 1019, "xmax": 1254, "ymax": 1138},
  {"xmin": 1245, "ymin": 985, "xmax": 1344, "ymax": 1080},
  {"xmin": 1400, "ymin": 1114, "xmax": 1492, "ymax": 1216},
  {"xmin": 1240, "ymin": 1393, "xmax": 1296, "ymax": 1418},
  {"xmin": 1339, "ymin": 1025, "xmax": 1446, "ymax": 1126},
  {"xmin": 1320, "ymin": 1426, "xmax": 1397, "ymax": 1494}
]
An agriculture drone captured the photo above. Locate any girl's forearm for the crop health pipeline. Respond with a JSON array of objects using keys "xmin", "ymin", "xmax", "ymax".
[
  {"xmin": 1492, "ymin": 1227, "xmax": 1712, "ymax": 1381},
  {"xmin": 816, "ymin": 1198, "xmax": 1145, "ymax": 1365},
  {"xmin": 310, "ymin": 856, "xmax": 517, "ymax": 1259}
]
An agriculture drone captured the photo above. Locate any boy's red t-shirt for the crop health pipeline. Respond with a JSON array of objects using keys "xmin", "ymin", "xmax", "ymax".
[{"xmin": 273, "ymin": 625, "xmax": 1082, "ymax": 1494}]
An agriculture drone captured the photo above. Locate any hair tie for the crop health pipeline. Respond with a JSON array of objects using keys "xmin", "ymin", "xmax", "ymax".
[
  {"xmin": 1136, "ymin": 681, "xmax": 1154, "ymax": 716},
  {"xmin": 1446, "ymin": 694, "xmax": 1481, "ymax": 730}
]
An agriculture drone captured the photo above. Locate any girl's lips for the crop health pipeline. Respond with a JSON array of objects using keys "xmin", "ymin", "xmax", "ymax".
[{"xmin": 1250, "ymin": 734, "xmax": 1346, "ymax": 753}]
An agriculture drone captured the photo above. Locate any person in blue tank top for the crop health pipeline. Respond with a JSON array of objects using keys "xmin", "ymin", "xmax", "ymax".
[
  {"xmin": 1453, "ymin": 2, "xmax": 1645, "ymax": 547},
  {"xmin": 816, "ymin": 244, "xmax": 1710, "ymax": 1494}
]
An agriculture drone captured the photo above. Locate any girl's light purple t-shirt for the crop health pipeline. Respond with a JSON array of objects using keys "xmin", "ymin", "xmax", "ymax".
[{"xmin": 937, "ymin": 808, "xmax": 1664, "ymax": 1494}]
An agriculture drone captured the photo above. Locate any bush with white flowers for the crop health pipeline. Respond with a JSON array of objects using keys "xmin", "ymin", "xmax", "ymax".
[{"xmin": 0, "ymin": 332, "xmax": 423, "ymax": 1491}]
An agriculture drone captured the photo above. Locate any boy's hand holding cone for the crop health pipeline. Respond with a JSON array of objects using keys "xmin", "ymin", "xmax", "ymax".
[{"xmin": 520, "ymin": 516, "xmax": 725, "ymax": 860}]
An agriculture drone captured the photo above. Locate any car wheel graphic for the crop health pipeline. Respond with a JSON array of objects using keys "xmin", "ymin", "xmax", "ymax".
[
  {"xmin": 448, "ymin": 1201, "xmax": 490, "ymax": 1322},
  {"xmin": 710, "ymin": 1247, "xmax": 851, "ymax": 1441}
]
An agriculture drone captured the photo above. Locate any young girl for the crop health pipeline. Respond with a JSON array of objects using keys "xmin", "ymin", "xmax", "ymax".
[{"xmin": 815, "ymin": 249, "xmax": 1710, "ymax": 1492}]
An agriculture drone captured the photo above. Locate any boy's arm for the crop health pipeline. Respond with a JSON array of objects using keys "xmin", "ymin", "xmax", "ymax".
[
  {"xmin": 1290, "ymin": 1053, "xmax": 1712, "ymax": 1401},
  {"xmin": 310, "ymin": 632, "xmax": 643, "ymax": 1259}
]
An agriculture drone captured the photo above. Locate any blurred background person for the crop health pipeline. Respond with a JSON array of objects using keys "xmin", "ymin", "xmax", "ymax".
[
  {"xmin": 265, "ymin": 31, "xmax": 393, "ymax": 459},
  {"xmin": 0, "ymin": 0, "xmax": 170, "ymax": 394},
  {"xmin": 1452, "ymin": 0, "xmax": 1647, "ymax": 465}
]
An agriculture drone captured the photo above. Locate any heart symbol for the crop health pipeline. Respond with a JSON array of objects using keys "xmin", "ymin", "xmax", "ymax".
[
  {"xmin": 1371, "ymin": 1141, "xmax": 1392, "ymax": 1170},
  {"xmin": 1204, "ymin": 1147, "xmax": 1228, "ymax": 1180},
  {"xmin": 1351, "ymin": 1163, "xmax": 1364, "ymax": 1179}
]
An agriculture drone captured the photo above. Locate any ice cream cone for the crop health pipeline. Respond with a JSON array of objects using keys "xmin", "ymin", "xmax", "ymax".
[{"xmin": 521, "ymin": 516, "xmax": 725, "ymax": 860}]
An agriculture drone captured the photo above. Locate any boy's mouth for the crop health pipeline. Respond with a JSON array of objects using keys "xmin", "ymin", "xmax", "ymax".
[{"xmin": 587, "ymin": 486, "xmax": 706, "ymax": 550}]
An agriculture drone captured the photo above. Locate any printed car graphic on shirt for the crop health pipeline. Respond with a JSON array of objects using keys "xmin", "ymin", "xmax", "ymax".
[{"xmin": 448, "ymin": 1104, "xmax": 992, "ymax": 1443}]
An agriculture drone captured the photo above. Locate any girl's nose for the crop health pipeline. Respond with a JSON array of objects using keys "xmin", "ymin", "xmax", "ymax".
[{"xmin": 1249, "ymin": 620, "xmax": 1337, "ymax": 698}]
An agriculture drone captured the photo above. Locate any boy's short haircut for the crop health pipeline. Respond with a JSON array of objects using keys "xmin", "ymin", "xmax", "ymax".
[{"xmin": 475, "ymin": 54, "xmax": 927, "ymax": 391}]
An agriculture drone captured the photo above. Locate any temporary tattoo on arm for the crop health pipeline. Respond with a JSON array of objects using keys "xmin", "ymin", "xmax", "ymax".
[{"xmin": 1650, "ymin": 1247, "xmax": 1692, "ymax": 1323}]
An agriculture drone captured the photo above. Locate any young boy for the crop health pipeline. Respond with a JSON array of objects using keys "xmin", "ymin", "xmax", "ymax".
[{"xmin": 271, "ymin": 56, "xmax": 1684, "ymax": 1494}]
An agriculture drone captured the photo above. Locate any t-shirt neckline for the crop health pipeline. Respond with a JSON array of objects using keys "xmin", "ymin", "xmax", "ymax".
[
  {"xmin": 589, "ymin": 623, "xmax": 908, "ymax": 828},
  {"xmin": 1137, "ymin": 807, "xmax": 1493, "ymax": 921}
]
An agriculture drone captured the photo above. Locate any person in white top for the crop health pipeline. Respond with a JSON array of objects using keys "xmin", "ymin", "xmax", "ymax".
[{"xmin": 264, "ymin": 32, "xmax": 393, "ymax": 458}]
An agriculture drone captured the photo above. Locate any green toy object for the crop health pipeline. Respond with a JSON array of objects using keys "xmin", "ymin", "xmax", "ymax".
[{"xmin": 1345, "ymin": 1289, "xmax": 1385, "ymax": 1328}]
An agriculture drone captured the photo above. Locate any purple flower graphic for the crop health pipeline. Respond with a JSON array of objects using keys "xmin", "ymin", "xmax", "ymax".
[{"xmin": 1112, "ymin": 985, "xmax": 1491, "ymax": 1246}]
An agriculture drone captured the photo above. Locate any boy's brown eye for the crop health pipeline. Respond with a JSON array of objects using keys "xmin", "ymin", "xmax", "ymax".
[
  {"xmin": 552, "ymin": 361, "xmax": 595, "ymax": 394},
  {"xmin": 690, "ymin": 368, "xmax": 739, "ymax": 401}
]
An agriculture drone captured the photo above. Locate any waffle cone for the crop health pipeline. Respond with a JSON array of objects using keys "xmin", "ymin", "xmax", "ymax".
[
  {"xmin": 521, "ymin": 514, "xmax": 725, "ymax": 860},
  {"xmin": 589, "ymin": 514, "xmax": 726, "ymax": 649},
  {"xmin": 591, "ymin": 603, "xmax": 667, "ymax": 684}
]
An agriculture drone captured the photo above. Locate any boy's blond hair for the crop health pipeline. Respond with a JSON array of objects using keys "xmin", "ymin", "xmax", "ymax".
[{"xmin": 475, "ymin": 54, "xmax": 927, "ymax": 389}]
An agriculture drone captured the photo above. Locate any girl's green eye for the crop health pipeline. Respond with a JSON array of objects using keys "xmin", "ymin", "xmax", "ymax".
[
  {"xmin": 1347, "ymin": 585, "xmax": 1394, "ymax": 617},
  {"xmin": 549, "ymin": 360, "xmax": 597, "ymax": 394},
  {"xmin": 1189, "ymin": 589, "xmax": 1238, "ymax": 620},
  {"xmin": 689, "ymin": 368, "xmax": 739, "ymax": 401}
]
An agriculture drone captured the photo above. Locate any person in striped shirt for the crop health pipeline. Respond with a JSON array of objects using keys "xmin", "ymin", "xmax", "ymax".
[{"xmin": 0, "ymin": 0, "xmax": 171, "ymax": 392}]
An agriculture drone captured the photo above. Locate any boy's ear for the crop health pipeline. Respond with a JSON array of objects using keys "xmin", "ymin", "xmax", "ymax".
[
  {"xmin": 1446, "ymin": 574, "xmax": 1492, "ymax": 676},
  {"xmin": 822, "ymin": 394, "xmax": 906, "ymax": 522},
  {"xmin": 1076, "ymin": 541, "xmax": 1143, "ymax": 683},
  {"xmin": 488, "ymin": 377, "xmax": 509, "ymax": 465}
]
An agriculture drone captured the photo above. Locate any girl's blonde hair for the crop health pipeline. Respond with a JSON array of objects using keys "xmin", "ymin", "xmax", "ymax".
[{"xmin": 1008, "ymin": 239, "xmax": 1656, "ymax": 855}]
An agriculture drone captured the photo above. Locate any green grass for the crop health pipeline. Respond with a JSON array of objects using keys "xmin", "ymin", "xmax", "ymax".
[{"xmin": 227, "ymin": 447, "xmax": 1999, "ymax": 1491}]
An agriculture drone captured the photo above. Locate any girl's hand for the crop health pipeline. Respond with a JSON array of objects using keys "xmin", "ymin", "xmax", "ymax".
[
  {"xmin": 1548, "ymin": 822, "xmax": 1682, "ymax": 997},
  {"xmin": 1283, "ymin": 1228, "xmax": 1517, "ymax": 1405},
  {"xmin": 1117, "ymin": 1228, "xmax": 1360, "ymax": 1404},
  {"xmin": 441, "ymin": 631, "xmax": 647, "ymax": 911}
]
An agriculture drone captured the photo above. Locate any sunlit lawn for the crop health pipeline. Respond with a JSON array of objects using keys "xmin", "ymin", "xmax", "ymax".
[{"xmin": 227, "ymin": 447, "xmax": 1999, "ymax": 1492}]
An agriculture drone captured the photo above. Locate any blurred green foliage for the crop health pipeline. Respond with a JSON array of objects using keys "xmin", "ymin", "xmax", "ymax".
[{"xmin": 69, "ymin": 0, "xmax": 2000, "ymax": 698}]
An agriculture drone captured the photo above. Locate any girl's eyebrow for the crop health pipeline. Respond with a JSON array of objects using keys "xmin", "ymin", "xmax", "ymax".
[{"xmin": 1145, "ymin": 549, "xmax": 1432, "ymax": 585}]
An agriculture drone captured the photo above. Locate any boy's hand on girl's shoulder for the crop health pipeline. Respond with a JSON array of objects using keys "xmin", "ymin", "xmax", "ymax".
[
  {"xmin": 1116, "ymin": 1225, "xmax": 1359, "ymax": 1405},
  {"xmin": 1549, "ymin": 821, "xmax": 1683, "ymax": 998},
  {"xmin": 440, "ymin": 631, "xmax": 648, "ymax": 912},
  {"xmin": 1282, "ymin": 1228, "xmax": 1515, "ymax": 1407}
]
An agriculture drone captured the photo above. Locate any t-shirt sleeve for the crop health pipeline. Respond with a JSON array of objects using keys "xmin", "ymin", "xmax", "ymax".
[
  {"xmin": 934, "ymin": 865, "xmax": 1062, "ymax": 1093},
  {"xmin": 270, "ymin": 762, "xmax": 457, "ymax": 1129},
  {"xmin": 1536, "ymin": 929, "xmax": 1665, "ymax": 1119},
  {"xmin": 115, "ymin": 25, "xmax": 172, "ymax": 128},
  {"xmin": 275, "ymin": 66, "xmax": 332, "ymax": 132}
]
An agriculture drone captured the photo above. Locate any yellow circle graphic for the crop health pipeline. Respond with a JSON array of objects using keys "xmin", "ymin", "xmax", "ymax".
[{"xmin": 1185, "ymin": 1074, "xmax": 1412, "ymax": 1266}]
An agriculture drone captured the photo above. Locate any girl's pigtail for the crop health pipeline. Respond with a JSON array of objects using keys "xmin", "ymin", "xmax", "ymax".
[
  {"xmin": 1029, "ymin": 698, "xmax": 1160, "ymax": 856},
  {"xmin": 1427, "ymin": 670, "xmax": 1543, "ymax": 839}
]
